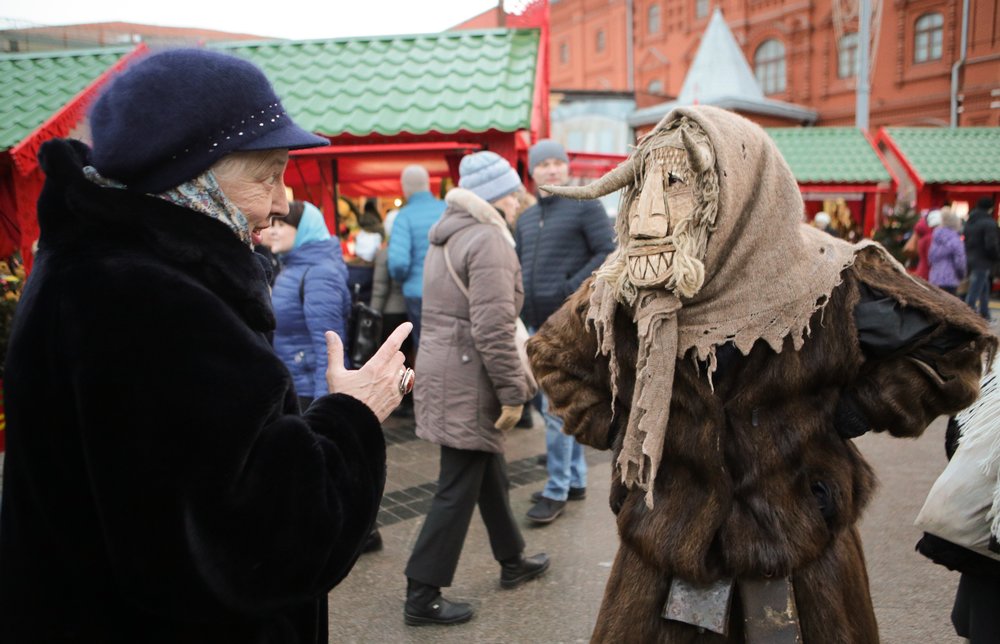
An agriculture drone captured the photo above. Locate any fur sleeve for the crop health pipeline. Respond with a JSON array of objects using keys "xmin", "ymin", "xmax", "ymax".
[
  {"xmin": 847, "ymin": 249, "xmax": 997, "ymax": 437},
  {"xmin": 527, "ymin": 278, "xmax": 618, "ymax": 449},
  {"xmin": 59, "ymin": 263, "xmax": 385, "ymax": 615}
]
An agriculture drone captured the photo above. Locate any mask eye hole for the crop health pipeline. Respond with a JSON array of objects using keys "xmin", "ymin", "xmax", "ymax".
[{"xmin": 667, "ymin": 172, "xmax": 685, "ymax": 187}]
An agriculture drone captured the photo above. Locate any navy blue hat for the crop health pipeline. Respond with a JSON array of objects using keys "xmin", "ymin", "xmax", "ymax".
[{"xmin": 88, "ymin": 48, "xmax": 328, "ymax": 194}]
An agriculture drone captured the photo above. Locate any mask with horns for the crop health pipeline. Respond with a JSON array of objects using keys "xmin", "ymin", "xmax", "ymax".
[{"xmin": 542, "ymin": 117, "xmax": 718, "ymax": 302}]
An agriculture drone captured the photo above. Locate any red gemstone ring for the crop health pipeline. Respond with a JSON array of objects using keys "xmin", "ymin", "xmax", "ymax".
[{"xmin": 398, "ymin": 368, "xmax": 415, "ymax": 396}]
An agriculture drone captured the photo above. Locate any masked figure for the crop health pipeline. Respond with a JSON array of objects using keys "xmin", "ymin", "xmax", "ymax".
[{"xmin": 527, "ymin": 106, "xmax": 995, "ymax": 642}]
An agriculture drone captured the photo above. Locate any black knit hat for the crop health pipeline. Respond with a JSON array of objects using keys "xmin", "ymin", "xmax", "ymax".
[{"xmin": 88, "ymin": 48, "xmax": 328, "ymax": 194}]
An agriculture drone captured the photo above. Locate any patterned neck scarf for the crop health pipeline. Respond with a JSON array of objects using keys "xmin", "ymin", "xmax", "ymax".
[{"xmin": 84, "ymin": 166, "xmax": 253, "ymax": 247}]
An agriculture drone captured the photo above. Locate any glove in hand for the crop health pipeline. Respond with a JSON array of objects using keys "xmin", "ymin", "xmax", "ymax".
[{"xmin": 494, "ymin": 404, "xmax": 524, "ymax": 432}]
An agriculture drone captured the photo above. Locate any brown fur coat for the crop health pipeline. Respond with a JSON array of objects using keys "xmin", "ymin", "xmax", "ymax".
[{"xmin": 528, "ymin": 249, "xmax": 994, "ymax": 642}]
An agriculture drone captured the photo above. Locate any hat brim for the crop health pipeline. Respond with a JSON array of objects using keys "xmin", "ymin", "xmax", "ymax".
[{"xmin": 237, "ymin": 121, "xmax": 329, "ymax": 152}]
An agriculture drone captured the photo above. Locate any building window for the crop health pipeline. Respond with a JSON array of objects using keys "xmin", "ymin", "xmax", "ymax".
[
  {"xmin": 648, "ymin": 80, "xmax": 664, "ymax": 94},
  {"xmin": 754, "ymin": 39, "xmax": 786, "ymax": 94},
  {"xmin": 837, "ymin": 33, "xmax": 859, "ymax": 78},
  {"xmin": 596, "ymin": 29, "xmax": 606, "ymax": 53},
  {"xmin": 696, "ymin": 0, "xmax": 710, "ymax": 19},
  {"xmin": 560, "ymin": 42, "xmax": 569, "ymax": 64},
  {"xmin": 648, "ymin": 4, "xmax": 661, "ymax": 34},
  {"xmin": 914, "ymin": 13, "xmax": 943, "ymax": 63}
]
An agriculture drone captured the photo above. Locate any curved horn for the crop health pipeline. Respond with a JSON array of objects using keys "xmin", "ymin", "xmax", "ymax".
[
  {"xmin": 681, "ymin": 129, "xmax": 712, "ymax": 174},
  {"xmin": 539, "ymin": 157, "xmax": 637, "ymax": 200}
]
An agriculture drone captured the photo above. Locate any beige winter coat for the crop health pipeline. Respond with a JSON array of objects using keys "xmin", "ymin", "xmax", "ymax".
[{"xmin": 414, "ymin": 188, "xmax": 535, "ymax": 453}]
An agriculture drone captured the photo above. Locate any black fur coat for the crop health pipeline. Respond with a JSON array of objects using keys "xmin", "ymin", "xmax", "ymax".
[
  {"xmin": 0, "ymin": 139, "xmax": 386, "ymax": 643},
  {"xmin": 528, "ymin": 250, "xmax": 994, "ymax": 642}
]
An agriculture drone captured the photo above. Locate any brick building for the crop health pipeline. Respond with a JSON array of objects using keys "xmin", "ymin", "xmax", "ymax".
[{"xmin": 455, "ymin": 0, "xmax": 999, "ymax": 127}]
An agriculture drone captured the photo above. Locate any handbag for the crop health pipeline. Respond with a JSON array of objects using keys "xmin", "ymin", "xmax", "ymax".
[
  {"xmin": 348, "ymin": 285, "xmax": 383, "ymax": 369},
  {"xmin": 439, "ymin": 243, "xmax": 537, "ymax": 391},
  {"xmin": 914, "ymin": 364, "xmax": 1000, "ymax": 562},
  {"xmin": 301, "ymin": 269, "xmax": 383, "ymax": 369}
]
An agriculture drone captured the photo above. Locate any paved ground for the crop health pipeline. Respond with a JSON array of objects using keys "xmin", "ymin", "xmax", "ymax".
[
  {"xmin": 326, "ymin": 410, "xmax": 966, "ymax": 643},
  {"xmin": 1, "ymin": 343, "xmax": 990, "ymax": 642}
]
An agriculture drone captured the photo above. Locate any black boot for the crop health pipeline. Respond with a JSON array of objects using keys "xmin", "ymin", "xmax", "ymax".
[
  {"xmin": 361, "ymin": 529, "xmax": 382, "ymax": 554},
  {"xmin": 404, "ymin": 579, "xmax": 474, "ymax": 626},
  {"xmin": 499, "ymin": 552, "xmax": 550, "ymax": 589}
]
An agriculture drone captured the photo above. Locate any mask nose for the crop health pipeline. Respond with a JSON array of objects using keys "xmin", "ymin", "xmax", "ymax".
[{"xmin": 631, "ymin": 166, "xmax": 669, "ymax": 239}]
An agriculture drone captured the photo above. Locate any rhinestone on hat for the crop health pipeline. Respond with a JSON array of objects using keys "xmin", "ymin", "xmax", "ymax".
[{"xmin": 204, "ymin": 102, "xmax": 287, "ymax": 153}]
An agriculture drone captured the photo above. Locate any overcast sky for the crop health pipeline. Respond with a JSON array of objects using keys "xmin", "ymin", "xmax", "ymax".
[{"xmin": 3, "ymin": 1, "xmax": 501, "ymax": 40}]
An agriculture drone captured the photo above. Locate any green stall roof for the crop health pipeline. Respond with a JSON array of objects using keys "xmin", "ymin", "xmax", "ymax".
[
  {"xmin": 213, "ymin": 28, "xmax": 540, "ymax": 138},
  {"xmin": 766, "ymin": 127, "xmax": 891, "ymax": 184},
  {"xmin": 0, "ymin": 47, "xmax": 132, "ymax": 150},
  {"xmin": 884, "ymin": 127, "xmax": 1000, "ymax": 185}
]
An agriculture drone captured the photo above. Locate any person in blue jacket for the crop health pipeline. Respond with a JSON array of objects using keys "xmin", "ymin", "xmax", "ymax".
[
  {"xmin": 270, "ymin": 200, "xmax": 352, "ymax": 409},
  {"xmin": 387, "ymin": 165, "xmax": 446, "ymax": 348}
]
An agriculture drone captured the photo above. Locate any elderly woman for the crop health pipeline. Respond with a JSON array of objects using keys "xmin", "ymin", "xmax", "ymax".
[
  {"xmin": 403, "ymin": 151, "xmax": 545, "ymax": 626},
  {"xmin": 0, "ymin": 49, "xmax": 411, "ymax": 643}
]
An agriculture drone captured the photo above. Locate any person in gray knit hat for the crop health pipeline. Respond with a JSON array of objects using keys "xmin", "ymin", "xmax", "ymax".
[
  {"xmin": 403, "ymin": 151, "xmax": 548, "ymax": 626},
  {"xmin": 518, "ymin": 139, "xmax": 616, "ymax": 526}
]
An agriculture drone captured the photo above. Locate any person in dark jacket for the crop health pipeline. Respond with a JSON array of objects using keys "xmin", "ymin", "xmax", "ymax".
[
  {"xmin": 269, "ymin": 200, "xmax": 353, "ymax": 408},
  {"xmin": 516, "ymin": 139, "xmax": 616, "ymax": 525},
  {"xmin": 0, "ymin": 48, "xmax": 413, "ymax": 644},
  {"xmin": 964, "ymin": 197, "xmax": 999, "ymax": 319}
]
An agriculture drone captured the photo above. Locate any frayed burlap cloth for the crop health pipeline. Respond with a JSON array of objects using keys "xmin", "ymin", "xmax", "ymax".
[{"xmin": 588, "ymin": 106, "xmax": 899, "ymax": 507}]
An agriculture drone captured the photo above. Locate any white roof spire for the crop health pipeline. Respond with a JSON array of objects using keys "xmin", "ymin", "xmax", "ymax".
[{"xmin": 676, "ymin": 7, "xmax": 764, "ymax": 105}]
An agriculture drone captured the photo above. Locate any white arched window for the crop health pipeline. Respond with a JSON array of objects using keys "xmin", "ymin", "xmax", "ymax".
[
  {"xmin": 696, "ymin": 0, "xmax": 710, "ymax": 19},
  {"xmin": 838, "ymin": 33, "xmax": 859, "ymax": 79},
  {"xmin": 914, "ymin": 13, "xmax": 944, "ymax": 63},
  {"xmin": 648, "ymin": 4, "xmax": 661, "ymax": 34},
  {"xmin": 754, "ymin": 39, "xmax": 786, "ymax": 94},
  {"xmin": 596, "ymin": 29, "xmax": 606, "ymax": 53}
]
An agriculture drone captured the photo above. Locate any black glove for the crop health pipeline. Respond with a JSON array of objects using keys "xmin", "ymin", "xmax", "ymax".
[{"xmin": 834, "ymin": 392, "xmax": 869, "ymax": 439}]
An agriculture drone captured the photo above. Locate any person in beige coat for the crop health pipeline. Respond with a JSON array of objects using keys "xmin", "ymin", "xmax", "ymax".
[{"xmin": 403, "ymin": 151, "xmax": 546, "ymax": 626}]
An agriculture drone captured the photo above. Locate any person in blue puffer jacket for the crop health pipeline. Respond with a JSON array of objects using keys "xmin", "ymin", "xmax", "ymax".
[{"xmin": 269, "ymin": 200, "xmax": 352, "ymax": 409}]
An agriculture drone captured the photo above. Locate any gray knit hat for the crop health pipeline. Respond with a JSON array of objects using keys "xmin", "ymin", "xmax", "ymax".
[
  {"xmin": 528, "ymin": 139, "xmax": 569, "ymax": 172},
  {"xmin": 458, "ymin": 151, "xmax": 522, "ymax": 203}
]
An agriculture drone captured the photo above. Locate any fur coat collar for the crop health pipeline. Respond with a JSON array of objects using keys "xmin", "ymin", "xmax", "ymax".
[{"xmin": 37, "ymin": 138, "xmax": 274, "ymax": 331}]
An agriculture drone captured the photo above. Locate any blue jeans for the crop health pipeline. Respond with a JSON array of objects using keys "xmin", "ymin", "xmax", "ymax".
[
  {"xmin": 538, "ymin": 367, "xmax": 586, "ymax": 502},
  {"xmin": 965, "ymin": 269, "xmax": 992, "ymax": 320},
  {"xmin": 404, "ymin": 296, "xmax": 423, "ymax": 349}
]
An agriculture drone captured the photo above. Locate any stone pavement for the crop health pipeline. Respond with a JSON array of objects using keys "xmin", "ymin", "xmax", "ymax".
[
  {"xmin": 327, "ymin": 411, "xmax": 968, "ymax": 643},
  {"xmin": 0, "ymin": 362, "xmax": 989, "ymax": 642}
]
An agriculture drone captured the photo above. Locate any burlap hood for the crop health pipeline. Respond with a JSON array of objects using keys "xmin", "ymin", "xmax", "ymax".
[{"xmin": 591, "ymin": 105, "xmax": 893, "ymax": 505}]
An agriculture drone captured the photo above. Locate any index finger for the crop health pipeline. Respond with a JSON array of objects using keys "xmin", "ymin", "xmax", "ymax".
[{"xmin": 365, "ymin": 322, "xmax": 413, "ymax": 369}]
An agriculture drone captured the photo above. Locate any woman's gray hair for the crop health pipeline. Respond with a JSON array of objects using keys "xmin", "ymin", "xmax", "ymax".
[
  {"xmin": 212, "ymin": 149, "xmax": 288, "ymax": 182},
  {"xmin": 941, "ymin": 208, "xmax": 962, "ymax": 231}
]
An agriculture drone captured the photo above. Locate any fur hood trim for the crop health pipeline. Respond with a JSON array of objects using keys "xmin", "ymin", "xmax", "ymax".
[{"xmin": 444, "ymin": 187, "xmax": 515, "ymax": 247}]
